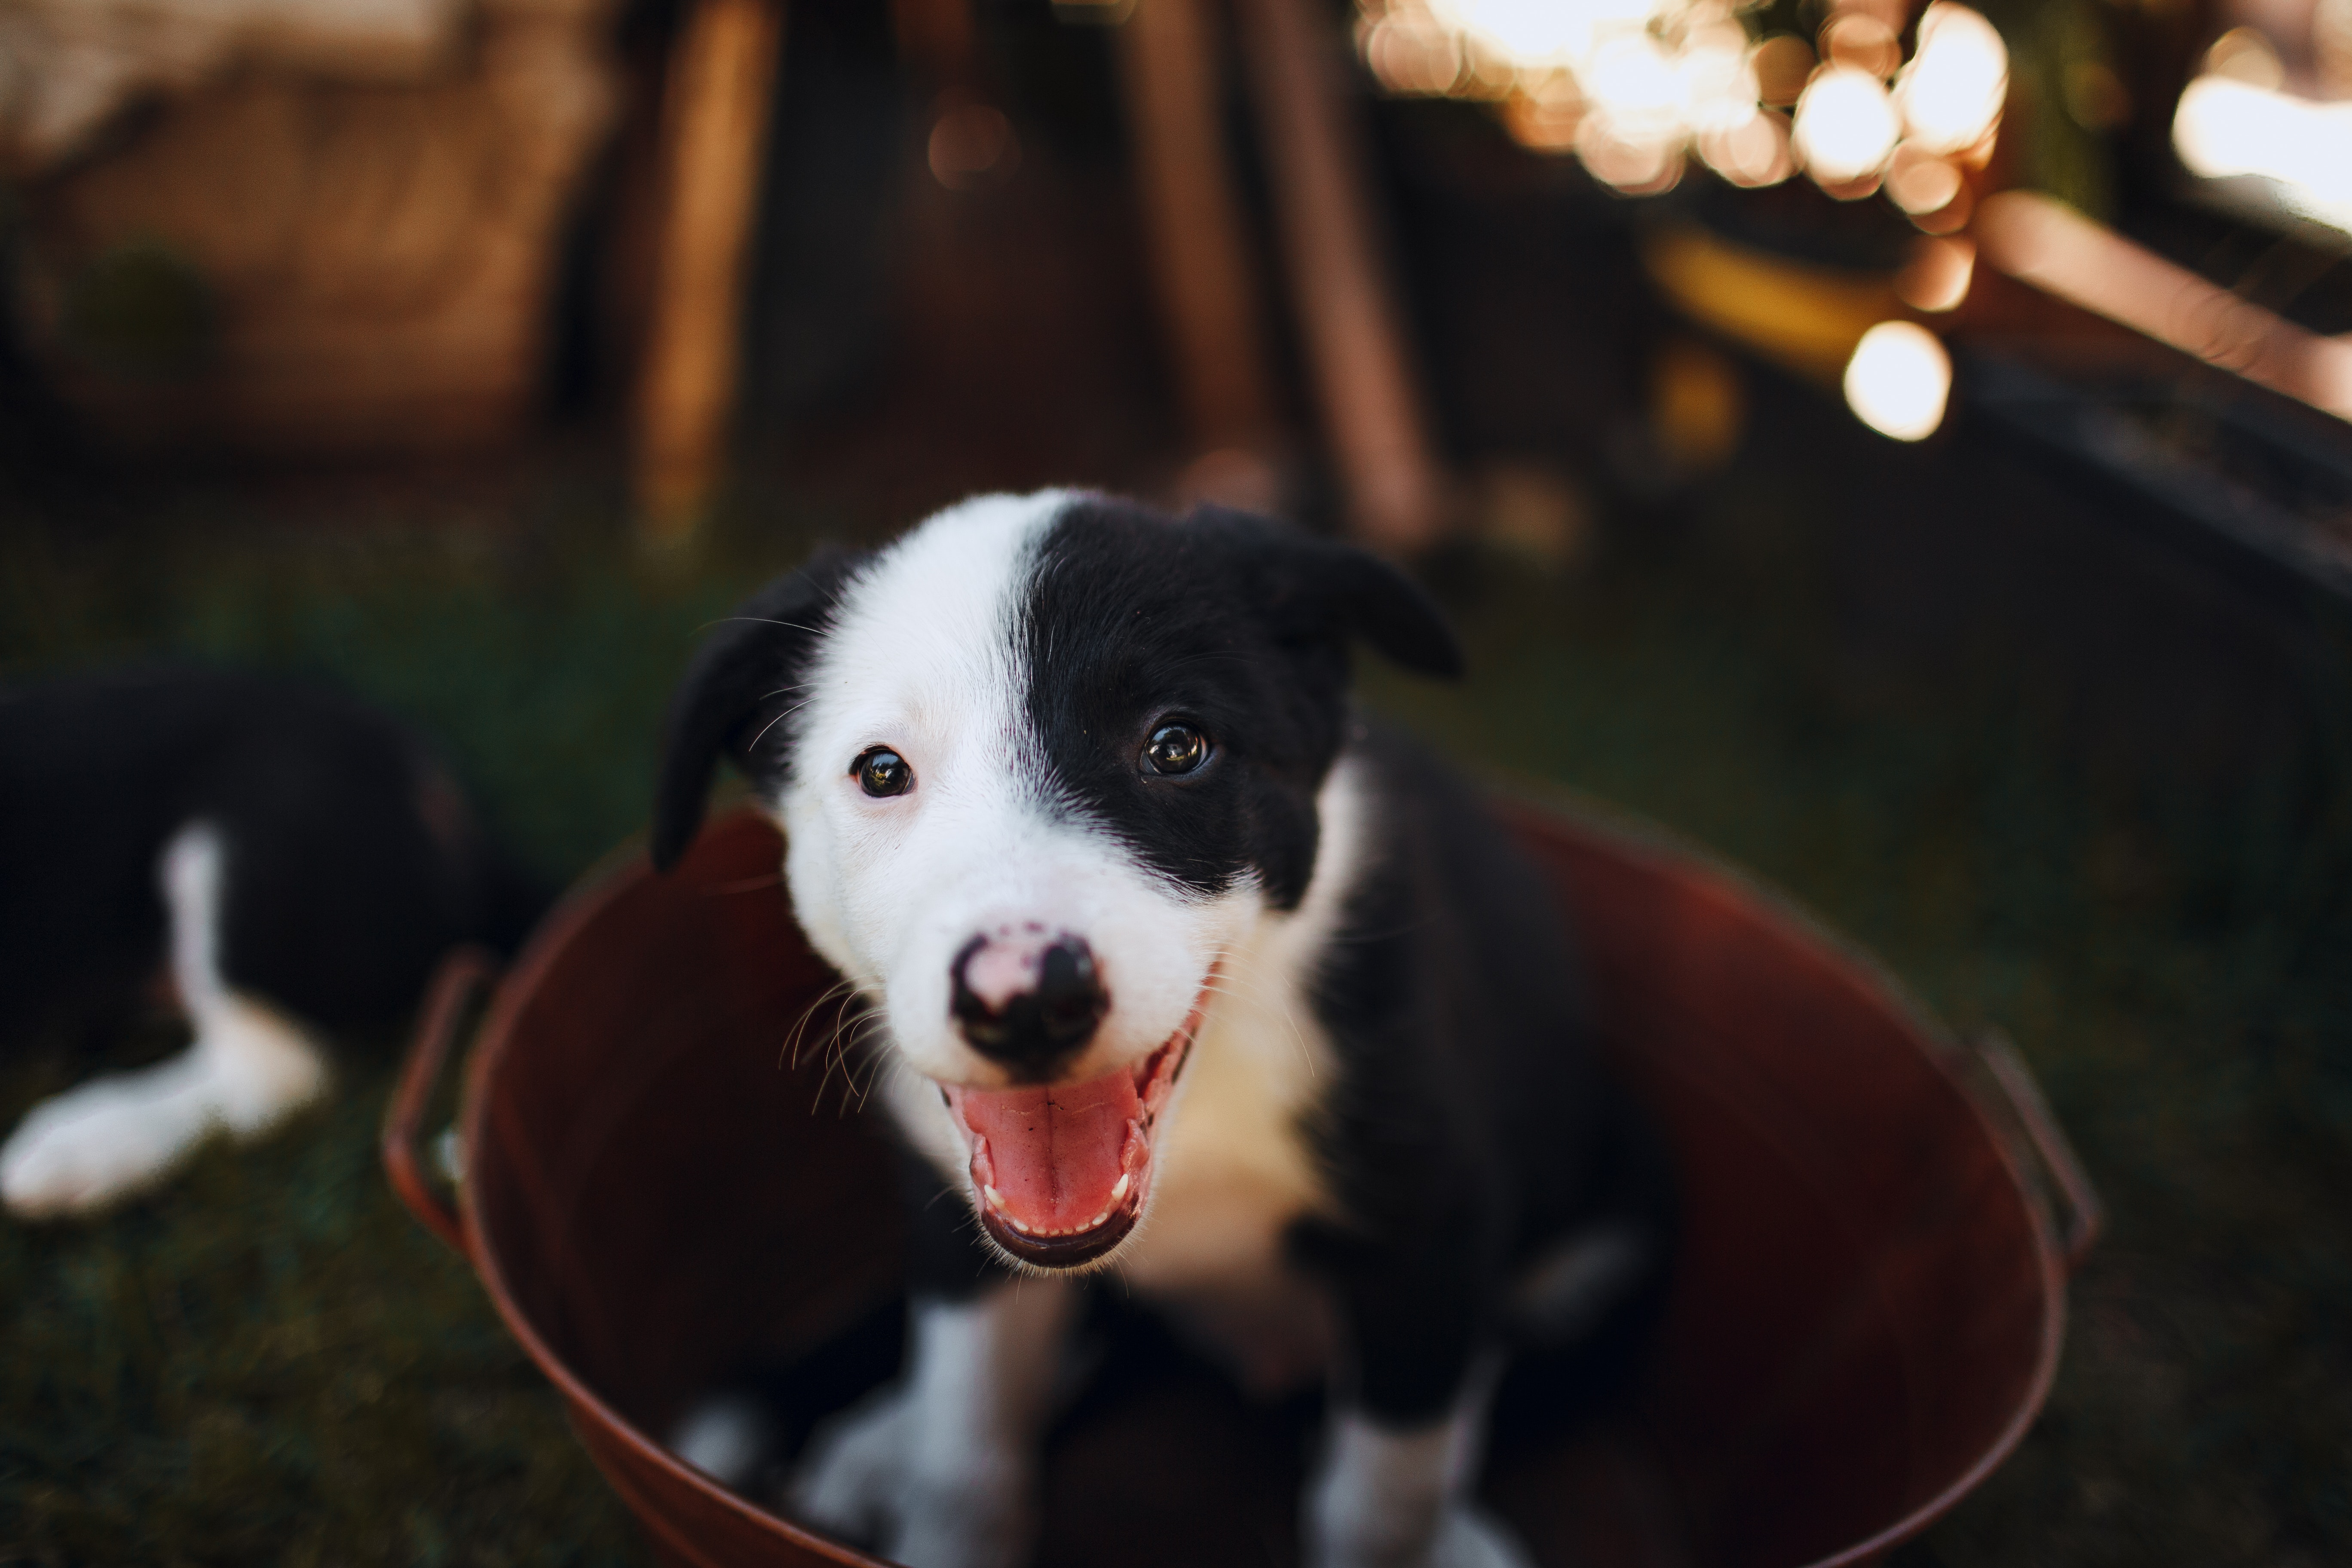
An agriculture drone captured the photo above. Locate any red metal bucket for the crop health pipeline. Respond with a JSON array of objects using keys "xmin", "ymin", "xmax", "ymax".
[{"xmin": 386, "ymin": 801, "xmax": 2098, "ymax": 1568}]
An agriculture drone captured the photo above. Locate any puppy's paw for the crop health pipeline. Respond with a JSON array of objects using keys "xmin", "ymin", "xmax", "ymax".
[
  {"xmin": 790, "ymin": 1389, "xmax": 1032, "ymax": 1568},
  {"xmin": 0, "ymin": 1018, "xmax": 328, "ymax": 1221},
  {"xmin": 1428, "ymin": 1506, "xmax": 1537, "ymax": 1568},
  {"xmin": 0, "ymin": 1060, "xmax": 221, "ymax": 1219},
  {"xmin": 789, "ymin": 1387, "xmax": 912, "ymax": 1545},
  {"xmin": 1307, "ymin": 1501, "xmax": 1536, "ymax": 1568},
  {"xmin": 670, "ymin": 1392, "xmax": 784, "ymax": 1492}
]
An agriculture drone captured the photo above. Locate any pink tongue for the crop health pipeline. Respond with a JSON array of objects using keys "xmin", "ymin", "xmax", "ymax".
[{"xmin": 951, "ymin": 1066, "xmax": 1141, "ymax": 1234}]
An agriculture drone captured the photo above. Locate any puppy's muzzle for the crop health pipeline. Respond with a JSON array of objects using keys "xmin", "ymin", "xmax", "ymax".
[{"xmin": 950, "ymin": 929, "xmax": 1108, "ymax": 1075}]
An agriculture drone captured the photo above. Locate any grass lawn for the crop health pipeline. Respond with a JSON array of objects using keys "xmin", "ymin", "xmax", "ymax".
[{"xmin": 1, "ymin": 461, "xmax": 2346, "ymax": 1565}]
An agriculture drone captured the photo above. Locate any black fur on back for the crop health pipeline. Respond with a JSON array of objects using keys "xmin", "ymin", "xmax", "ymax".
[
  {"xmin": 0, "ymin": 665, "xmax": 543, "ymax": 1047},
  {"xmin": 1293, "ymin": 726, "xmax": 1669, "ymax": 1421}
]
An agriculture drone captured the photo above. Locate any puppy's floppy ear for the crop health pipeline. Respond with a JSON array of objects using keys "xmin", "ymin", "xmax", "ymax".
[
  {"xmin": 1293, "ymin": 535, "xmax": 1466, "ymax": 679},
  {"xmin": 652, "ymin": 549, "xmax": 863, "ymax": 872},
  {"xmin": 1197, "ymin": 505, "xmax": 1465, "ymax": 680}
]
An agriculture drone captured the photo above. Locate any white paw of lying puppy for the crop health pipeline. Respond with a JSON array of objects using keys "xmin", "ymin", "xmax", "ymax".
[
  {"xmin": 655, "ymin": 493, "xmax": 1670, "ymax": 1568},
  {"xmin": 0, "ymin": 989, "xmax": 328, "ymax": 1219},
  {"xmin": 0, "ymin": 668, "xmax": 535, "ymax": 1220}
]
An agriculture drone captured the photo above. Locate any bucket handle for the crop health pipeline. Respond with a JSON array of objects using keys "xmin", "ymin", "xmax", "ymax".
[
  {"xmin": 382, "ymin": 946, "xmax": 497, "ymax": 1259},
  {"xmin": 1972, "ymin": 1029, "xmax": 2104, "ymax": 1270}
]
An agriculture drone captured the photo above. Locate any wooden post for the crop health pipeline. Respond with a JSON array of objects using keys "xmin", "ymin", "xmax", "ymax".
[
  {"xmin": 633, "ymin": 0, "xmax": 784, "ymax": 545},
  {"xmin": 1115, "ymin": 0, "xmax": 1279, "ymax": 463},
  {"xmin": 1230, "ymin": 0, "xmax": 1446, "ymax": 553}
]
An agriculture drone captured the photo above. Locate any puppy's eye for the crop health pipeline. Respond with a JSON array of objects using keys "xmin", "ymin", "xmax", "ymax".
[
  {"xmin": 1142, "ymin": 723, "xmax": 1210, "ymax": 777},
  {"xmin": 854, "ymin": 747, "xmax": 913, "ymax": 797}
]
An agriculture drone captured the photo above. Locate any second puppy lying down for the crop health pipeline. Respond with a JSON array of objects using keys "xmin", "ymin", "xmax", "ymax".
[
  {"xmin": 655, "ymin": 492, "xmax": 1669, "ymax": 1568},
  {"xmin": 0, "ymin": 667, "xmax": 540, "ymax": 1219}
]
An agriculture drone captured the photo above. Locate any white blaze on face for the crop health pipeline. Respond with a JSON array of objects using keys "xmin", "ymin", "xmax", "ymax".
[{"xmin": 775, "ymin": 491, "xmax": 1261, "ymax": 1226}]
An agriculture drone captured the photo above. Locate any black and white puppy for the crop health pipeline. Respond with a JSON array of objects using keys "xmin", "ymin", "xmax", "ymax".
[
  {"xmin": 653, "ymin": 493, "xmax": 1665, "ymax": 1568},
  {"xmin": 0, "ymin": 666, "xmax": 537, "ymax": 1218}
]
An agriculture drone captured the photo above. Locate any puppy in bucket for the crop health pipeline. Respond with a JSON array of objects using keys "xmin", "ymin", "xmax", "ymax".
[{"xmin": 653, "ymin": 493, "xmax": 1668, "ymax": 1568}]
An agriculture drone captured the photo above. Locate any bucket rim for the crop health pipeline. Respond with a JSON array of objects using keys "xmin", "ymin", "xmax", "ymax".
[
  {"xmin": 1488, "ymin": 778, "xmax": 2073, "ymax": 1566},
  {"xmin": 455, "ymin": 815, "xmax": 885, "ymax": 1568}
]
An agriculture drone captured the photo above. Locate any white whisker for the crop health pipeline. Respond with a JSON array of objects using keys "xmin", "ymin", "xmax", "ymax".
[
  {"xmin": 694, "ymin": 616, "xmax": 827, "ymax": 637},
  {"xmin": 745, "ymin": 697, "xmax": 817, "ymax": 754}
]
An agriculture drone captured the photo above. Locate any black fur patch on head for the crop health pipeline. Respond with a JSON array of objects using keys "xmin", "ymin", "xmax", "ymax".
[
  {"xmin": 1020, "ymin": 499, "xmax": 1461, "ymax": 908},
  {"xmin": 652, "ymin": 548, "xmax": 867, "ymax": 871}
]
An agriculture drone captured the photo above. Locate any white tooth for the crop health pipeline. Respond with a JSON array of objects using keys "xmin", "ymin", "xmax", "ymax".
[
  {"xmin": 984, "ymin": 1185, "xmax": 1006, "ymax": 1210},
  {"xmin": 1109, "ymin": 1173, "xmax": 1130, "ymax": 1202}
]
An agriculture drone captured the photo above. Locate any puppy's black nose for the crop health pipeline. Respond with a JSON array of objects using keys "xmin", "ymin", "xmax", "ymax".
[{"xmin": 951, "ymin": 930, "xmax": 1108, "ymax": 1072}]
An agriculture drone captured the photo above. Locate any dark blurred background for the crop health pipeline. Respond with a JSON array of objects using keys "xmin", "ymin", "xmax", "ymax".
[{"xmin": 2, "ymin": 0, "xmax": 2349, "ymax": 1561}]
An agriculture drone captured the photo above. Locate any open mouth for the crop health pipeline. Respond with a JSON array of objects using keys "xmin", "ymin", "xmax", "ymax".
[{"xmin": 939, "ymin": 981, "xmax": 1211, "ymax": 1268}]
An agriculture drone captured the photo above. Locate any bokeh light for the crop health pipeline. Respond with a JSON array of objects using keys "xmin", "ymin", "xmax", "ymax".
[
  {"xmin": 1365, "ymin": 15, "xmax": 1467, "ymax": 95},
  {"xmin": 2172, "ymin": 72, "xmax": 2352, "ymax": 236},
  {"xmin": 1431, "ymin": 0, "xmax": 1619, "ymax": 68},
  {"xmin": 1822, "ymin": 13, "xmax": 1902, "ymax": 79},
  {"xmin": 1886, "ymin": 147, "xmax": 1962, "ymax": 214},
  {"xmin": 1894, "ymin": 3, "xmax": 2007, "ymax": 156},
  {"xmin": 927, "ymin": 94, "xmax": 1017, "ymax": 190},
  {"xmin": 1895, "ymin": 235, "xmax": 1975, "ymax": 312},
  {"xmin": 1678, "ymin": 18, "xmax": 1757, "ymax": 133},
  {"xmin": 2203, "ymin": 26, "xmax": 2285, "ymax": 90},
  {"xmin": 1751, "ymin": 34, "xmax": 1815, "ymax": 108},
  {"xmin": 1697, "ymin": 107, "xmax": 1795, "ymax": 187},
  {"xmin": 1358, "ymin": 0, "xmax": 2005, "ymax": 207},
  {"xmin": 1844, "ymin": 320, "xmax": 1951, "ymax": 441},
  {"xmin": 1794, "ymin": 66, "xmax": 1901, "ymax": 185}
]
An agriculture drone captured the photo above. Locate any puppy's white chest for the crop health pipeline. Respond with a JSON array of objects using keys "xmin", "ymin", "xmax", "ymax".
[
  {"xmin": 1113, "ymin": 756, "xmax": 1369, "ymax": 1304},
  {"xmin": 1115, "ymin": 1001, "xmax": 1330, "ymax": 1294}
]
